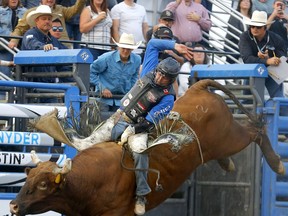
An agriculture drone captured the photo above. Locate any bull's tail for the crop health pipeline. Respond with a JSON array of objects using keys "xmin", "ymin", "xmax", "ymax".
[{"xmin": 191, "ymin": 79, "xmax": 257, "ymax": 123}]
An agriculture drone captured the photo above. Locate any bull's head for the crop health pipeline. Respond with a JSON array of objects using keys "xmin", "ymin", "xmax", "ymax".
[{"xmin": 9, "ymin": 151, "xmax": 72, "ymax": 216}]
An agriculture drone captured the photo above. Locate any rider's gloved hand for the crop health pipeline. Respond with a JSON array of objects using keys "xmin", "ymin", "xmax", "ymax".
[{"xmin": 119, "ymin": 125, "xmax": 135, "ymax": 145}]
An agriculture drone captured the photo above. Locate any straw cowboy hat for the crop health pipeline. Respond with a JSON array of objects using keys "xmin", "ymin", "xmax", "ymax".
[
  {"xmin": 112, "ymin": 33, "xmax": 142, "ymax": 49},
  {"xmin": 26, "ymin": 5, "xmax": 60, "ymax": 27},
  {"xmin": 243, "ymin": 10, "xmax": 274, "ymax": 26}
]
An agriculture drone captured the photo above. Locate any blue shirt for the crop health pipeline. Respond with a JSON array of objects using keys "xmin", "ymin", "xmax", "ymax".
[
  {"xmin": 0, "ymin": 6, "xmax": 27, "ymax": 36},
  {"xmin": 139, "ymin": 38, "xmax": 177, "ymax": 123},
  {"xmin": 90, "ymin": 50, "xmax": 141, "ymax": 106}
]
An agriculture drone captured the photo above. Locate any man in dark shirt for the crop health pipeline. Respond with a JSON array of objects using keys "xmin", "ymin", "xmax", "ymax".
[
  {"xmin": 21, "ymin": 5, "xmax": 70, "ymax": 103},
  {"xmin": 239, "ymin": 10, "xmax": 288, "ymax": 114},
  {"xmin": 21, "ymin": 5, "xmax": 68, "ymax": 83}
]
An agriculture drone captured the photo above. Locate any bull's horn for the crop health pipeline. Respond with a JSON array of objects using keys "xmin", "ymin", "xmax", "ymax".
[
  {"xmin": 61, "ymin": 158, "xmax": 72, "ymax": 174},
  {"xmin": 30, "ymin": 150, "xmax": 42, "ymax": 165},
  {"xmin": 53, "ymin": 158, "xmax": 72, "ymax": 175}
]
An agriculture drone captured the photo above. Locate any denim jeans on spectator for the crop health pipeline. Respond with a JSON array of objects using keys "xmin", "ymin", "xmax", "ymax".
[{"xmin": 97, "ymin": 100, "xmax": 119, "ymax": 120}]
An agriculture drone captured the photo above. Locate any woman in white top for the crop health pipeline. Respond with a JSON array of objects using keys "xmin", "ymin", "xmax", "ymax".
[
  {"xmin": 178, "ymin": 44, "xmax": 209, "ymax": 97},
  {"xmin": 80, "ymin": 0, "xmax": 112, "ymax": 60}
]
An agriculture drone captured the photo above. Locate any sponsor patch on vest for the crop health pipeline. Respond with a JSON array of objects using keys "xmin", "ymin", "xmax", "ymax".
[
  {"xmin": 163, "ymin": 89, "xmax": 169, "ymax": 94},
  {"xmin": 147, "ymin": 91, "xmax": 157, "ymax": 103},
  {"xmin": 123, "ymin": 99, "xmax": 130, "ymax": 107},
  {"xmin": 130, "ymin": 109, "xmax": 138, "ymax": 117},
  {"xmin": 137, "ymin": 79, "xmax": 144, "ymax": 88},
  {"xmin": 137, "ymin": 101, "xmax": 146, "ymax": 111}
]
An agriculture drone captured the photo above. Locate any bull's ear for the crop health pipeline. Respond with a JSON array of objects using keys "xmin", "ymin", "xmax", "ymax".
[
  {"xmin": 55, "ymin": 173, "xmax": 62, "ymax": 184},
  {"xmin": 25, "ymin": 167, "xmax": 31, "ymax": 176}
]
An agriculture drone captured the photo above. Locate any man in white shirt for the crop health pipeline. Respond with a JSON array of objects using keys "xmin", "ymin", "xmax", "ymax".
[{"xmin": 111, "ymin": 0, "xmax": 149, "ymax": 55}]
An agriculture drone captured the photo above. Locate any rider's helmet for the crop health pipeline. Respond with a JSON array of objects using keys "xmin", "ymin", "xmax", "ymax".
[{"xmin": 155, "ymin": 57, "xmax": 180, "ymax": 84}]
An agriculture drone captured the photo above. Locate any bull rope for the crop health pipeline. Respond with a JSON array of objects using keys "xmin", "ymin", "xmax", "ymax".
[
  {"xmin": 120, "ymin": 147, "xmax": 163, "ymax": 192},
  {"xmin": 166, "ymin": 111, "xmax": 204, "ymax": 164}
]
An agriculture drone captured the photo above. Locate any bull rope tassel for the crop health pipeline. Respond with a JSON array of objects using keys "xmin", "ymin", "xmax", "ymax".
[
  {"xmin": 120, "ymin": 147, "xmax": 163, "ymax": 192},
  {"xmin": 167, "ymin": 111, "xmax": 204, "ymax": 164}
]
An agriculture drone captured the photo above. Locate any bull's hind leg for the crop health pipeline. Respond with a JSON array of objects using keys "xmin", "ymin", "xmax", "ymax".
[
  {"xmin": 217, "ymin": 157, "xmax": 235, "ymax": 172},
  {"xmin": 257, "ymin": 134, "xmax": 285, "ymax": 175}
]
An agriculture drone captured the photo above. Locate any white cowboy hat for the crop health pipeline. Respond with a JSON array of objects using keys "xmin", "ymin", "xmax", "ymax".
[
  {"xmin": 243, "ymin": 10, "xmax": 274, "ymax": 26},
  {"xmin": 26, "ymin": 5, "xmax": 60, "ymax": 27},
  {"xmin": 112, "ymin": 33, "xmax": 142, "ymax": 49}
]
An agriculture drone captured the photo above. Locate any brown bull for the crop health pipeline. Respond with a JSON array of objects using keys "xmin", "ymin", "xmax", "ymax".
[{"xmin": 10, "ymin": 79, "xmax": 284, "ymax": 216}]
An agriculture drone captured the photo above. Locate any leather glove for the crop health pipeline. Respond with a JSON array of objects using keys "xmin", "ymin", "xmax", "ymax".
[{"xmin": 118, "ymin": 125, "xmax": 135, "ymax": 146}]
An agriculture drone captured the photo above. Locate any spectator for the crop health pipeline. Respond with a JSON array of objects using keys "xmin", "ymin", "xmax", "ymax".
[
  {"xmin": 90, "ymin": 33, "xmax": 141, "ymax": 118},
  {"xmin": 165, "ymin": 0, "xmax": 212, "ymax": 46},
  {"xmin": 252, "ymin": 0, "xmax": 274, "ymax": 14},
  {"xmin": 239, "ymin": 10, "xmax": 288, "ymax": 114},
  {"xmin": 146, "ymin": 10, "xmax": 184, "ymax": 64},
  {"xmin": 111, "ymin": 0, "xmax": 149, "ymax": 55},
  {"xmin": 0, "ymin": 0, "xmax": 26, "ymax": 79},
  {"xmin": 49, "ymin": 18, "xmax": 63, "ymax": 39},
  {"xmin": 22, "ymin": 0, "xmax": 39, "ymax": 9},
  {"xmin": 225, "ymin": 0, "xmax": 253, "ymax": 63},
  {"xmin": 8, "ymin": 0, "xmax": 86, "ymax": 49},
  {"xmin": 21, "ymin": 5, "xmax": 69, "ymax": 102},
  {"xmin": 149, "ymin": 26, "xmax": 184, "ymax": 65},
  {"xmin": 146, "ymin": 9, "xmax": 175, "ymax": 42},
  {"xmin": 267, "ymin": 0, "xmax": 288, "ymax": 50},
  {"xmin": 57, "ymin": 0, "xmax": 81, "ymax": 49},
  {"xmin": 178, "ymin": 44, "xmax": 209, "ymax": 97},
  {"xmin": 80, "ymin": 0, "xmax": 112, "ymax": 60}
]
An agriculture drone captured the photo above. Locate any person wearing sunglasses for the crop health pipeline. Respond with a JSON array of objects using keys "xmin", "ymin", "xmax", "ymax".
[
  {"xmin": 21, "ymin": 5, "xmax": 71, "ymax": 103},
  {"xmin": 239, "ymin": 10, "xmax": 288, "ymax": 115},
  {"xmin": 49, "ymin": 18, "xmax": 64, "ymax": 39}
]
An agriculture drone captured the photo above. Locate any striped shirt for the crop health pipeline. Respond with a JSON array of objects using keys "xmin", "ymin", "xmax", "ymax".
[{"xmin": 81, "ymin": 6, "xmax": 112, "ymax": 50}]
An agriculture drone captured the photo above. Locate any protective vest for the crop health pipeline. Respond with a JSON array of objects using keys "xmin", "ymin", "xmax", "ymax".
[{"xmin": 121, "ymin": 72, "xmax": 175, "ymax": 123}]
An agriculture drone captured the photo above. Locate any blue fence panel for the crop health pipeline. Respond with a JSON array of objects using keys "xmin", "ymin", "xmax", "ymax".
[{"xmin": 262, "ymin": 97, "xmax": 288, "ymax": 216}]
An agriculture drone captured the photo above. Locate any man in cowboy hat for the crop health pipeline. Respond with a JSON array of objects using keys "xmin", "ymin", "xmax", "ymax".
[
  {"xmin": 239, "ymin": 10, "xmax": 288, "ymax": 114},
  {"xmin": 90, "ymin": 32, "xmax": 142, "ymax": 119},
  {"xmin": 21, "ymin": 5, "xmax": 66, "ymax": 51},
  {"xmin": 8, "ymin": 0, "xmax": 85, "ymax": 49},
  {"xmin": 21, "ymin": 5, "xmax": 70, "ymax": 102}
]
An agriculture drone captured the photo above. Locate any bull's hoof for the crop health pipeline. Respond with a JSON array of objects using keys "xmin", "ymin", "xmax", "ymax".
[{"xmin": 277, "ymin": 161, "xmax": 286, "ymax": 175}]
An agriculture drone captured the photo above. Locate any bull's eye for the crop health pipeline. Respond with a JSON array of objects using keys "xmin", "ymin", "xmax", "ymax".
[{"xmin": 37, "ymin": 181, "xmax": 47, "ymax": 191}]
